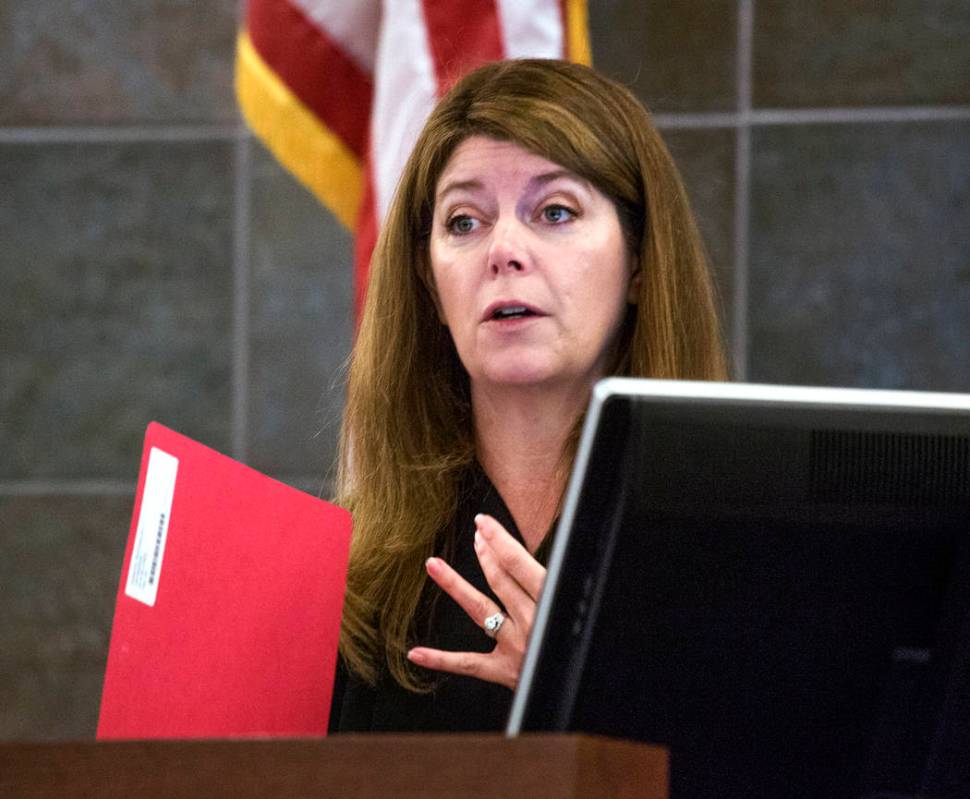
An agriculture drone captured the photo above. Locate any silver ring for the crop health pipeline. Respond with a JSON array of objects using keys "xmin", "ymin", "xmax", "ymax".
[{"xmin": 483, "ymin": 611, "xmax": 506, "ymax": 639}]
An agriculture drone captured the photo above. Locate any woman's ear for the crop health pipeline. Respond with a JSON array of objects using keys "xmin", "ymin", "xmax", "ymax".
[{"xmin": 626, "ymin": 256, "xmax": 642, "ymax": 304}]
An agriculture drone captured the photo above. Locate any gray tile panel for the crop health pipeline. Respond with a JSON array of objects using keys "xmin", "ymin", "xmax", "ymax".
[
  {"xmin": 0, "ymin": 495, "xmax": 131, "ymax": 740},
  {"xmin": 0, "ymin": 141, "xmax": 234, "ymax": 479},
  {"xmin": 754, "ymin": 0, "xmax": 970, "ymax": 108},
  {"xmin": 590, "ymin": 0, "xmax": 738, "ymax": 112},
  {"xmin": 662, "ymin": 127, "xmax": 737, "ymax": 341},
  {"xmin": 247, "ymin": 143, "xmax": 354, "ymax": 485},
  {"xmin": 748, "ymin": 120, "xmax": 970, "ymax": 391},
  {"xmin": 0, "ymin": 0, "xmax": 239, "ymax": 125}
]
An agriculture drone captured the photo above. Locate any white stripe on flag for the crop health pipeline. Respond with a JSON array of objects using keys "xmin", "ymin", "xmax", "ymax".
[
  {"xmin": 291, "ymin": 0, "xmax": 382, "ymax": 73},
  {"xmin": 370, "ymin": 0, "xmax": 439, "ymax": 222},
  {"xmin": 495, "ymin": 0, "xmax": 564, "ymax": 59}
]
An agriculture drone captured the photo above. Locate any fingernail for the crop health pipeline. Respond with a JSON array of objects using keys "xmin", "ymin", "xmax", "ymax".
[
  {"xmin": 474, "ymin": 530, "xmax": 482, "ymax": 549},
  {"xmin": 425, "ymin": 557, "xmax": 441, "ymax": 575},
  {"xmin": 475, "ymin": 514, "xmax": 493, "ymax": 539},
  {"xmin": 407, "ymin": 648, "xmax": 426, "ymax": 664}
]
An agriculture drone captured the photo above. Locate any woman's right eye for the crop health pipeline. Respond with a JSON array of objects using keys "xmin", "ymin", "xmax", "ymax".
[{"xmin": 446, "ymin": 214, "xmax": 478, "ymax": 235}]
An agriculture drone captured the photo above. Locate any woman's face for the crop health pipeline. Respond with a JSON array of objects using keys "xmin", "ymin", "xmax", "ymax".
[{"xmin": 429, "ymin": 136, "xmax": 638, "ymax": 395}]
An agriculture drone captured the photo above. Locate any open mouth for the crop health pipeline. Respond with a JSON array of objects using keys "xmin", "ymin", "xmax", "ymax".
[{"xmin": 491, "ymin": 305, "xmax": 537, "ymax": 321}]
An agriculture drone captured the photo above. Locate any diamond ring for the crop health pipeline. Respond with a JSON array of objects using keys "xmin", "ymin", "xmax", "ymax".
[{"xmin": 483, "ymin": 611, "xmax": 506, "ymax": 639}]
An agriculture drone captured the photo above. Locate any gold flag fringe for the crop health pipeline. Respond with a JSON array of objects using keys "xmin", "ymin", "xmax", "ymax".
[
  {"xmin": 235, "ymin": 30, "xmax": 362, "ymax": 230},
  {"xmin": 565, "ymin": 0, "xmax": 592, "ymax": 66}
]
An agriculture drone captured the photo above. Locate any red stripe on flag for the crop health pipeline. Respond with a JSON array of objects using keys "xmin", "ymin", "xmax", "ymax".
[
  {"xmin": 247, "ymin": 0, "xmax": 373, "ymax": 159},
  {"xmin": 557, "ymin": 0, "xmax": 568, "ymax": 56},
  {"xmin": 421, "ymin": 0, "xmax": 505, "ymax": 94}
]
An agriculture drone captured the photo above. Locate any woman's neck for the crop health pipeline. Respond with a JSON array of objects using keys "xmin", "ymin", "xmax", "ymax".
[{"xmin": 472, "ymin": 383, "xmax": 588, "ymax": 552}]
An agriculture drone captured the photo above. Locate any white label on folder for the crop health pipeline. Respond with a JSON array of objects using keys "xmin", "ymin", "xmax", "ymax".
[{"xmin": 125, "ymin": 447, "xmax": 178, "ymax": 607}]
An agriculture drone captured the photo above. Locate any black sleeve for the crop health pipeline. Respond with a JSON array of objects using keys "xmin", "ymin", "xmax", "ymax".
[
  {"xmin": 328, "ymin": 655, "xmax": 348, "ymax": 733},
  {"xmin": 329, "ymin": 655, "xmax": 383, "ymax": 732}
]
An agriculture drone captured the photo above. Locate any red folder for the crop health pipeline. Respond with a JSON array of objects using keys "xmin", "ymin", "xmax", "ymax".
[{"xmin": 97, "ymin": 422, "xmax": 351, "ymax": 738}]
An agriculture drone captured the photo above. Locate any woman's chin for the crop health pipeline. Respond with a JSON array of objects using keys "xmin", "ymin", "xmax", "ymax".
[
  {"xmin": 473, "ymin": 362, "xmax": 587, "ymax": 393},
  {"xmin": 474, "ymin": 366, "xmax": 552, "ymax": 389}
]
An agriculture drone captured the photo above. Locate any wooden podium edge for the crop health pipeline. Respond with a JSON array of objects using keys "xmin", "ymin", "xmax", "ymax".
[{"xmin": 1, "ymin": 733, "xmax": 668, "ymax": 799}]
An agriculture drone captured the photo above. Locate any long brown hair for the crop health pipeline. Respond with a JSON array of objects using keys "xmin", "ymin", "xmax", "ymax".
[{"xmin": 336, "ymin": 59, "xmax": 728, "ymax": 690}]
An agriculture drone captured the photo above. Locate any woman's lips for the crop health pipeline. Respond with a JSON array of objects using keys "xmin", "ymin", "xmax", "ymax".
[{"xmin": 481, "ymin": 300, "xmax": 546, "ymax": 322}]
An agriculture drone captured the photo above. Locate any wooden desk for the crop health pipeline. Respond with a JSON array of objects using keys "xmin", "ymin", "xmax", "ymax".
[{"xmin": 1, "ymin": 734, "xmax": 668, "ymax": 799}]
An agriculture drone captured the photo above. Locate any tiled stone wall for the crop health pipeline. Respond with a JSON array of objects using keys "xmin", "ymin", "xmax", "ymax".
[{"xmin": 2, "ymin": 1, "xmax": 968, "ymax": 740}]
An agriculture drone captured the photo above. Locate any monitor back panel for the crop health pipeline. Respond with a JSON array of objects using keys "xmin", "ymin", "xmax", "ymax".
[{"xmin": 515, "ymin": 384, "xmax": 970, "ymax": 799}]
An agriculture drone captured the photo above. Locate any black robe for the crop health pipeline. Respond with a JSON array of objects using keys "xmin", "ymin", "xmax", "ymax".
[{"xmin": 330, "ymin": 465, "xmax": 549, "ymax": 732}]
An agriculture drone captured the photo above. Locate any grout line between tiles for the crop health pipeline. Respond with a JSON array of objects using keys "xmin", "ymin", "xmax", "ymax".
[
  {"xmin": 749, "ymin": 105, "xmax": 970, "ymax": 125},
  {"xmin": 652, "ymin": 105, "xmax": 970, "ymax": 130},
  {"xmin": 0, "ymin": 481, "xmax": 137, "ymax": 497},
  {"xmin": 2, "ymin": 107, "xmax": 968, "ymax": 146},
  {"xmin": 0, "ymin": 472, "xmax": 334, "ymax": 497},
  {"xmin": 731, "ymin": 0, "xmax": 754, "ymax": 382},
  {"xmin": 0, "ymin": 475, "xmax": 327, "ymax": 498},
  {"xmin": 0, "ymin": 125, "xmax": 242, "ymax": 144},
  {"xmin": 231, "ymin": 132, "xmax": 252, "ymax": 462},
  {"xmin": 653, "ymin": 113, "xmax": 740, "ymax": 129}
]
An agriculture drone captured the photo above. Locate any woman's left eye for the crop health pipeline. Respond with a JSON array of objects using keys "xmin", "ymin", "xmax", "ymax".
[
  {"xmin": 445, "ymin": 214, "xmax": 479, "ymax": 235},
  {"xmin": 541, "ymin": 204, "xmax": 576, "ymax": 224}
]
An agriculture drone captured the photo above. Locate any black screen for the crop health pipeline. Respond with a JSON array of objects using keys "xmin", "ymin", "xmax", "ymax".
[{"xmin": 515, "ymin": 388, "xmax": 970, "ymax": 799}]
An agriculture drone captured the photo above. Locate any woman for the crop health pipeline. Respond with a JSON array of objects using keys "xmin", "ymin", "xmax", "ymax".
[{"xmin": 330, "ymin": 58, "xmax": 727, "ymax": 732}]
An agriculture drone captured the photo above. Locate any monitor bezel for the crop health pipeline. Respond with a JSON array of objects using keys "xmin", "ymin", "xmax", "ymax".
[{"xmin": 507, "ymin": 378, "xmax": 970, "ymax": 735}]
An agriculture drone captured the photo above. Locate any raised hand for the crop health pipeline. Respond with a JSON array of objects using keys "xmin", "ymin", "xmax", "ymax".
[{"xmin": 407, "ymin": 513, "xmax": 547, "ymax": 690}]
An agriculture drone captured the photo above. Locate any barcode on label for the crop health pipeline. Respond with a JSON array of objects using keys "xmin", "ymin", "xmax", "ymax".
[{"xmin": 125, "ymin": 447, "xmax": 178, "ymax": 606}]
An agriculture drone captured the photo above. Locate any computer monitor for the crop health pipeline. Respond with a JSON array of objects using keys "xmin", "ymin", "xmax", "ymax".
[{"xmin": 508, "ymin": 379, "xmax": 970, "ymax": 799}]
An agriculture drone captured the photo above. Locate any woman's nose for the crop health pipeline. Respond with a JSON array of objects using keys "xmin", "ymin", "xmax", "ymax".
[{"xmin": 487, "ymin": 219, "xmax": 529, "ymax": 276}]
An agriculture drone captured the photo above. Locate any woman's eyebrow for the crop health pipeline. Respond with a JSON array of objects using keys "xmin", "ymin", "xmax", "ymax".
[
  {"xmin": 529, "ymin": 169, "xmax": 584, "ymax": 189},
  {"xmin": 436, "ymin": 178, "xmax": 484, "ymax": 205},
  {"xmin": 436, "ymin": 169, "xmax": 588, "ymax": 206}
]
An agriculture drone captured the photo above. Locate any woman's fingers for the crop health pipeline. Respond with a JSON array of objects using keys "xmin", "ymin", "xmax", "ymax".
[
  {"xmin": 474, "ymin": 531, "xmax": 535, "ymax": 627},
  {"xmin": 412, "ymin": 516, "xmax": 549, "ymax": 691},
  {"xmin": 407, "ymin": 646, "xmax": 518, "ymax": 690},
  {"xmin": 474, "ymin": 514, "xmax": 546, "ymax": 599},
  {"xmin": 424, "ymin": 556, "xmax": 500, "ymax": 633}
]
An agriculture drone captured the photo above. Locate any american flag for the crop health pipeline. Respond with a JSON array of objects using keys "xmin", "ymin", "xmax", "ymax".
[{"xmin": 236, "ymin": 0, "xmax": 590, "ymax": 317}]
